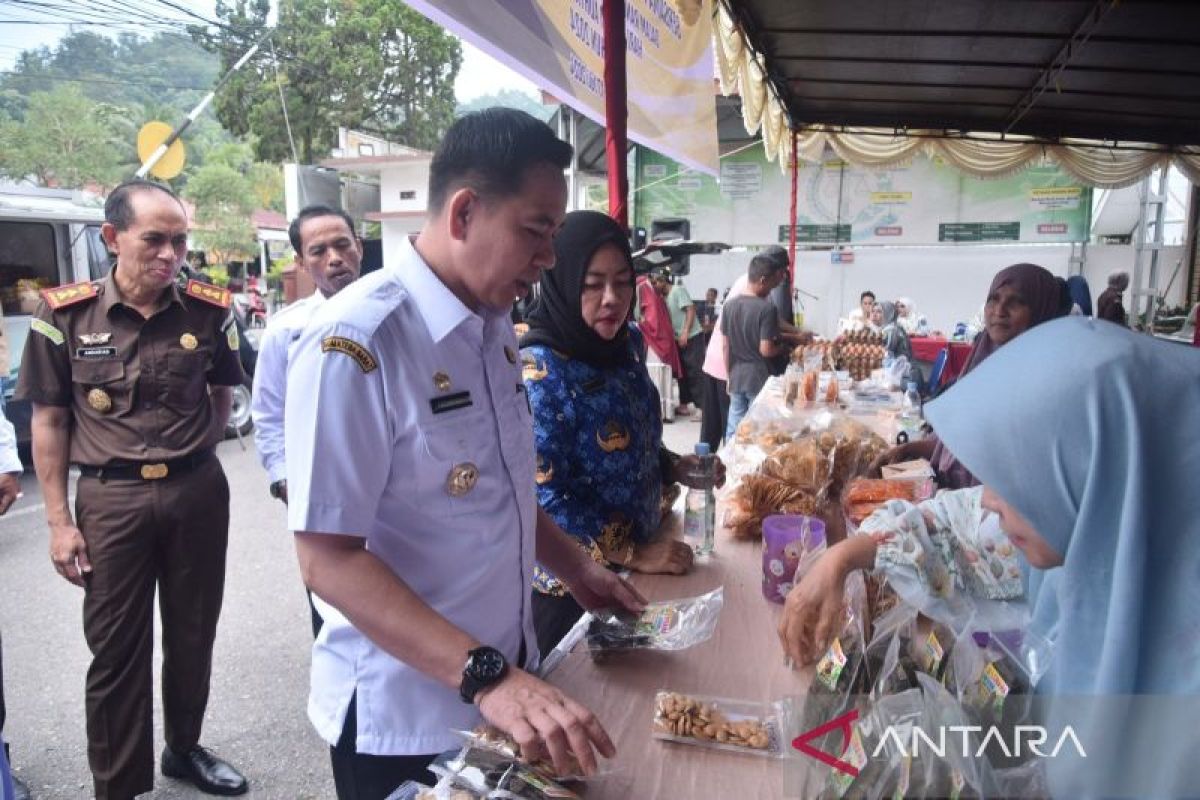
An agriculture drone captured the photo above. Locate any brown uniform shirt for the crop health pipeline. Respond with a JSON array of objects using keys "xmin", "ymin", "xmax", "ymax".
[{"xmin": 14, "ymin": 271, "xmax": 244, "ymax": 465}]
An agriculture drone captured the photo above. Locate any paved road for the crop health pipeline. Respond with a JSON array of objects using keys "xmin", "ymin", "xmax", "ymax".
[
  {"xmin": 0, "ymin": 438, "xmax": 334, "ymax": 799},
  {"xmin": 0, "ymin": 415, "xmax": 707, "ymax": 799}
]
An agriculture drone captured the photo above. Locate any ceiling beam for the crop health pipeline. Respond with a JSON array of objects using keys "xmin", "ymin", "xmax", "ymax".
[
  {"xmin": 1002, "ymin": 0, "xmax": 1116, "ymax": 134},
  {"xmin": 758, "ymin": 27, "xmax": 1200, "ymax": 48}
]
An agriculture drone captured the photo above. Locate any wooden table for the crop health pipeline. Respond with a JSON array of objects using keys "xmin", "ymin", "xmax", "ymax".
[{"xmin": 544, "ymin": 510, "xmax": 813, "ymax": 799}]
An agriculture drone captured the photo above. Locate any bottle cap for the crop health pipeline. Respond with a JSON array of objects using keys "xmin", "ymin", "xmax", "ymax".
[{"xmin": 694, "ymin": 442, "xmax": 711, "ymax": 456}]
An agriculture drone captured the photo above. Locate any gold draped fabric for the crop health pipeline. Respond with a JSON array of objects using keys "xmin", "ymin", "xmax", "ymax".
[{"xmin": 714, "ymin": 2, "xmax": 1199, "ymax": 186}]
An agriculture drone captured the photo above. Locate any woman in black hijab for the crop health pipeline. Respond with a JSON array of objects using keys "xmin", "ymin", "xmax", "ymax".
[{"xmin": 520, "ymin": 211, "xmax": 721, "ymax": 654}]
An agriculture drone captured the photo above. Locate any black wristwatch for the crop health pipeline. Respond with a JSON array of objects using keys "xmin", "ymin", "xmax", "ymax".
[
  {"xmin": 459, "ymin": 645, "xmax": 508, "ymax": 704},
  {"xmin": 269, "ymin": 479, "xmax": 287, "ymax": 501}
]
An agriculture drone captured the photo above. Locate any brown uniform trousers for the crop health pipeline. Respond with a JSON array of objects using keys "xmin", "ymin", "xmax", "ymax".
[{"xmin": 76, "ymin": 454, "xmax": 230, "ymax": 799}]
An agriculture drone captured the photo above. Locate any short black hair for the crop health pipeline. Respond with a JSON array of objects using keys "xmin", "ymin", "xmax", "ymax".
[
  {"xmin": 104, "ymin": 179, "xmax": 183, "ymax": 230},
  {"xmin": 860, "ymin": 290, "xmax": 876, "ymax": 302},
  {"xmin": 748, "ymin": 254, "xmax": 779, "ymax": 282},
  {"xmin": 428, "ymin": 107, "xmax": 573, "ymax": 211},
  {"xmin": 760, "ymin": 245, "xmax": 789, "ymax": 269},
  {"xmin": 289, "ymin": 204, "xmax": 357, "ymax": 253}
]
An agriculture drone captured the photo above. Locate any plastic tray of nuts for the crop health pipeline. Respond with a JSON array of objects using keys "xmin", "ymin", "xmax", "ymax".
[{"xmin": 651, "ymin": 691, "xmax": 794, "ymax": 758}]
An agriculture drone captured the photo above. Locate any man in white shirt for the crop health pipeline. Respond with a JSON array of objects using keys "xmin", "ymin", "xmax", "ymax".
[
  {"xmin": 253, "ymin": 205, "xmax": 362, "ymax": 502},
  {"xmin": 252, "ymin": 204, "xmax": 362, "ymax": 636},
  {"xmin": 839, "ymin": 289, "xmax": 876, "ymax": 333},
  {"xmin": 286, "ymin": 108, "xmax": 645, "ymax": 797},
  {"xmin": 0, "ymin": 405, "xmax": 29, "ymax": 800}
]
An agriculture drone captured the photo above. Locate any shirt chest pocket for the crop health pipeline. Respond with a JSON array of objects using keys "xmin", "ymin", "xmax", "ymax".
[
  {"xmin": 72, "ymin": 360, "xmax": 127, "ymax": 414},
  {"xmin": 165, "ymin": 349, "xmax": 210, "ymax": 408},
  {"xmin": 417, "ymin": 410, "xmax": 497, "ymax": 518}
]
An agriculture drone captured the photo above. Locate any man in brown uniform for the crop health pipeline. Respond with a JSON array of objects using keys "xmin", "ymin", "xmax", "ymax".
[{"xmin": 14, "ymin": 180, "xmax": 248, "ymax": 799}]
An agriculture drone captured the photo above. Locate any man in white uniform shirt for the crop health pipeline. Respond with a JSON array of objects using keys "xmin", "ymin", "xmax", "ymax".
[
  {"xmin": 252, "ymin": 204, "xmax": 361, "ymax": 636},
  {"xmin": 286, "ymin": 108, "xmax": 645, "ymax": 797}
]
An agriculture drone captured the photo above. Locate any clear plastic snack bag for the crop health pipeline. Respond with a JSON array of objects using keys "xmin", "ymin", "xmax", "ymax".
[
  {"xmin": 651, "ymin": 691, "xmax": 795, "ymax": 758},
  {"xmin": 433, "ymin": 745, "xmax": 581, "ymax": 800},
  {"xmin": 584, "ymin": 587, "xmax": 723, "ymax": 660}
]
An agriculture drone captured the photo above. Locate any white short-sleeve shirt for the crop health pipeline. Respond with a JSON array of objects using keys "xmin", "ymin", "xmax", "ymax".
[
  {"xmin": 285, "ymin": 236, "xmax": 538, "ymax": 756},
  {"xmin": 251, "ymin": 291, "xmax": 326, "ymax": 483}
]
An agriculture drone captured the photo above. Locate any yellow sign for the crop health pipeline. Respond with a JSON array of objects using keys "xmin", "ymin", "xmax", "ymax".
[
  {"xmin": 406, "ymin": 0, "xmax": 719, "ymax": 174},
  {"xmin": 136, "ymin": 121, "xmax": 186, "ymax": 180},
  {"xmin": 870, "ymin": 191, "xmax": 913, "ymax": 204},
  {"xmin": 1030, "ymin": 187, "xmax": 1082, "ymax": 199}
]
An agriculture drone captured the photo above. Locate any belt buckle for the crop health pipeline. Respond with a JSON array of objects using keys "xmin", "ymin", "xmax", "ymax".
[{"xmin": 140, "ymin": 463, "xmax": 169, "ymax": 480}]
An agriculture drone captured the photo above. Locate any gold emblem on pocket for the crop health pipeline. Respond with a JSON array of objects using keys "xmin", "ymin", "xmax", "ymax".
[
  {"xmin": 596, "ymin": 420, "xmax": 631, "ymax": 453},
  {"xmin": 433, "ymin": 371, "xmax": 452, "ymax": 392},
  {"xmin": 446, "ymin": 462, "xmax": 479, "ymax": 497},
  {"xmin": 180, "ymin": 333, "xmax": 198, "ymax": 350},
  {"xmin": 86, "ymin": 388, "xmax": 112, "ymax": 413}
]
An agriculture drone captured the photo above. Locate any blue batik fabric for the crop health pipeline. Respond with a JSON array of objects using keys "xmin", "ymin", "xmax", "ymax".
[{"xmin": 522, "ymin": 326, "xmax": 664, "ymax": 595}]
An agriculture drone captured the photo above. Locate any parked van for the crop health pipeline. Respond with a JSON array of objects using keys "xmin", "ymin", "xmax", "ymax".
[{"xmin": 0, "ymin": 186, "xmax": 109, "ymax": 448}]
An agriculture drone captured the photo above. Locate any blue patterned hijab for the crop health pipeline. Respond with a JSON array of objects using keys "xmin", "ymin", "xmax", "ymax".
[{"xmin": 925, "ymin": 316, "xmax": 1200, "ymax": 696}]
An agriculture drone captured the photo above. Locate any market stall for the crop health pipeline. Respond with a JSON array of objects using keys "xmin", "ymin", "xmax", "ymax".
[{"xmin": 909, "ymin": 337, "xmax": 974, "ymax": 387}]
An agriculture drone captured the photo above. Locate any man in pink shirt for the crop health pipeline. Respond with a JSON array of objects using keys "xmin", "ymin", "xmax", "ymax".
[{"xmin": 699, "ymin": 274, "xmax": 749, "ymax": 450}]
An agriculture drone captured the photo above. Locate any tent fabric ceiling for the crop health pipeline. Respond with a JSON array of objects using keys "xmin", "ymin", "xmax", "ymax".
[{"xmin": 717, "ymin": 0, "xmax": 1200, "ymax": 184}]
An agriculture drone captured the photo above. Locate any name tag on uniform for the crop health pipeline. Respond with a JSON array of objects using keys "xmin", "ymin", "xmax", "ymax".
[
  {"xmin": 76, "ymin": 346, "xmax": 117, "ymax": 360},
  {"xmin": 430, "ymin": 391, "xmax": 472, "ymax": 415}
]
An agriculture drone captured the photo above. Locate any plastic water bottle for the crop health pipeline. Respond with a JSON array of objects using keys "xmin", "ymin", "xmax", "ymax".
[
  {"xmin": 899, "ymin": 381, "xmax": 923, "ymax": 441},
  {"xmin": 683, "ymin": 443, "xmax": 716, "ymax": 557}
]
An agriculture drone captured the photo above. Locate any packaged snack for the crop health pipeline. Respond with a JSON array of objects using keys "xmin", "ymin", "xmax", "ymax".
[
  {"xmin": 801, "ymin": 573, "xmax": 870, "ymax": 743},
  {"xmin": 456, "ymin": 727, "xmax": 582, "ymax": 784},
  {"xmin": 436, "ymin": 745, "xmax": 581, "ymax": 800},
  {"xmin": 584, "ymin": 587, "xmax": 723, "ymax": 660},
  {"xmin": 651, "ymin": 691, "xmax": 792, "ymax": 758},
  {"xmin": 817, "ymin": 689, "xmax": 925, "ymax": 800}
]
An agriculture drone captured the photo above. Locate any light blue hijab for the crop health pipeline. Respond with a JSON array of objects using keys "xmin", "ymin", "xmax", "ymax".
[
  {"xmin": 925, "ymin": 317, "xmax": 1200, "ymax": 796},
  {"xmin": 926, "ymin": 316, "xmax": 1200, "ymax": 694}
]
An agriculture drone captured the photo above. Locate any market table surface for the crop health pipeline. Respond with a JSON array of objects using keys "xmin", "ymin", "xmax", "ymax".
[{"xmin": 544, "ymin": 511, "xmax": 812, "ymax": 799}]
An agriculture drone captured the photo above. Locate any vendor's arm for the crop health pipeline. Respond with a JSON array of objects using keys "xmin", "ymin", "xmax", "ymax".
[
  {"xmin": 778, "ymin": 535, "xmax": 880, "ymax": 665},
  {"xmin": 679, "ymin": 302, "xmax": 696, "ymax": 348}
]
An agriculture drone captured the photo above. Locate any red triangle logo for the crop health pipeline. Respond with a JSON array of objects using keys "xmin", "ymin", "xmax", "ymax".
[{"xmin": 791, "ymin": 708, "xmax": 861, "ymax": 777}]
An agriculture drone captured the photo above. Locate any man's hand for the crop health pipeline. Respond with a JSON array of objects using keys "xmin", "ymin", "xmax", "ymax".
[
  {"xmin": 50, "ymin": 521, "xmax": 92, "ymax": 587},
  {"xmin": 558, "ymin": 557, "xmax": 646, "ymax": 615},
  {"xmin": 677, "ymin": 334, "xmax": 688, "ymax": 348},
  {"xmin": 0, "ymin": 472, "xmax": 19, "ymax": 515},
  {"xmin": 627, "ymin": 539, "xmax": 693, "ymax": 576},
  {"xmin": 476, "ymin": 668, "xmax": 616, "ymax": 776}
]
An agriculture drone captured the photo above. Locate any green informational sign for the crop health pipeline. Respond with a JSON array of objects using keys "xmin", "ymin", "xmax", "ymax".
[
  {"xmin": 633, "ymin": 145, "xmax": 1091, "ymax": 246},
  {"xmin": 938, "ymin": 222, "xmax": 1022, "ymax": 242},
  {"xmin": 777, "ymin": 224, "xmax": 853, "ymax": 243}
]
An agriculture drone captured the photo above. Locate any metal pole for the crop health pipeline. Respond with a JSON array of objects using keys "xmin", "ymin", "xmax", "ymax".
[
  {"xmin": 601, "ymin": 0, "xmax": 628, "ymax": 228},
  {"xmin": 136, "ymin": 30, "xmax": 272, "ymax": 178}
]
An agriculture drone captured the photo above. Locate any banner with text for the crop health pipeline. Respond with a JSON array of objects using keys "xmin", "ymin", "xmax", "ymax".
[
  {"xmin": 635, "ymin": 145, "xmax": 1091, "ymax": 244},
  {"xmin": 405, "ymin": 0, "xmax": 719, "ymax": 175}
]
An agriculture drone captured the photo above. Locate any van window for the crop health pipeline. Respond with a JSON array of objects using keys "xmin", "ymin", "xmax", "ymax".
[
  {"xmin": 85, "ymin": 225, "xmax": 111, "ymax": 280},
  {"xmin": 0, "ymin": 221, "xmax": 57, "ymax": 315}
]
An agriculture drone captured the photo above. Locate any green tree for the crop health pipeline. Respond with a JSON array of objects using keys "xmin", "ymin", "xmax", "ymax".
[
  {"xmin": 185, "ymin": 163, "xmax": 258, "ymax": 268},
  {"xmin": 192, "ymin": 0, "xmax": 461, "ymax": 161},
  {"xmin": 0, "ymin": 85, "xmax": 125, "ymax": 187},
  {"xmin": 457, "ymin": 89, "xmax": 553, "ymax": 122}
]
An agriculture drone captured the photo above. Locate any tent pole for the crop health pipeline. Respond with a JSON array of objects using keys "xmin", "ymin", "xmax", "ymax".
[
  {"xmin": 602, "ymin": 0, "xmax": 629, "ymax": 229},
  {"xmin": 788, "ymin": 129, "xmax": 799, "ymax": 287}
]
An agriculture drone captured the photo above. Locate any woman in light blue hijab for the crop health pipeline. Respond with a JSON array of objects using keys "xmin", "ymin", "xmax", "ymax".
[
  {"xmin": 780, "ymin": 317, "xmax": 1200, "ymax": 795},
  {"xmin": 926, "ymin": 316, "xmax": 1200, "ymax": 796}
]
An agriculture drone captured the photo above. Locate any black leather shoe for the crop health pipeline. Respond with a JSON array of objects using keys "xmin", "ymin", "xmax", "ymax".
[
  {"xmin": 161, "ymin": 745, "xmax": 248, "ymax": 796},
  {"xmin": 11, "ymin": 774, "xmax": 32, "ymax": 800}
]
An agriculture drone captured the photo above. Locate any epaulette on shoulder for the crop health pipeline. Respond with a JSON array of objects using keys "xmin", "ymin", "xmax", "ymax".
[
  {"xmin": 184, "ymin": 279, "xmax": 232, "ymax": 309},
  {"xmin": 41, "ymin": 281, "xmax": 98, "ymax": 311}
]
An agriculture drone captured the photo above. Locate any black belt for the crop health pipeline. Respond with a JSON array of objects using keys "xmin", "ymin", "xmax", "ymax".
[{"xmin": 76, "ymin": 449, "xmax": 214, "ymax": 482}]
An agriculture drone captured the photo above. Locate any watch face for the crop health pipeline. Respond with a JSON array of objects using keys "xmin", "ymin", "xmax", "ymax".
[{"xmin": 471, "ymin": 647, "xmax": 506, "ymax": 680}]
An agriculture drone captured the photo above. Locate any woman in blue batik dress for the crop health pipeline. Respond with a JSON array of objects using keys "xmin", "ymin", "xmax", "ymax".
[{"xmin": 521, "ymin": 211, "xmax": 725, "ymax": 655}]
